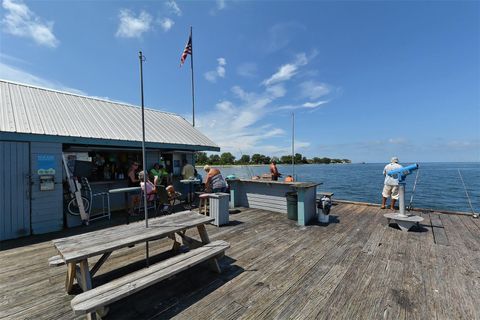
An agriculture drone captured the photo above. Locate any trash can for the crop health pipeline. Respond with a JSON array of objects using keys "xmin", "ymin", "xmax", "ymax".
[
  {"xmin": 317, "ymin": 195, "xmax": 332, "ymax": 223},
  {"xmin": 286, "ymin": 192, "xmax": 298, "ymax": 220},
  {"xmin": 209, "ymin": 193, "xmax": 230, "ymax": 226}
]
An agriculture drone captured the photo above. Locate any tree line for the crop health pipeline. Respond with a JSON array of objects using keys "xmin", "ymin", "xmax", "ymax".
[{"xmin": 194, "ymin": 152, "xmax": 351, "ymax": 166}]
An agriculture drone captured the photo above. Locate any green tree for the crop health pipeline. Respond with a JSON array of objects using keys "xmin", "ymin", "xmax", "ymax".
[
  {"xmin": 208, "ymin": 154, "xmax": 220, "ymax": 165},
  {"xmin": 195, "ymin": 152, "xmax": 208, "ymax": 165},
  {"xmin": 321, "ymin": 157, "xmax": 331, "ymax": 164},
  {"xmin": 251, "ymin": 153, "xmax": 264, "ymax": 164},
  {"xmin": 280, "ymin": 155, "xmax": 292, "ymax": 164},
  {"xmin": 294, "ymin": 153, "xmax": 303, "ymax": 164},
  {"xmin": 220, "ymin": 152, "xmax": 236, "ymax": 165},
  {"xmin": 271, "ymin": 156, "xmax": 280, "ymax": 164},
  {"xmin": 237, "ymin": 154, "xmax": 250, "ymax": 164}
]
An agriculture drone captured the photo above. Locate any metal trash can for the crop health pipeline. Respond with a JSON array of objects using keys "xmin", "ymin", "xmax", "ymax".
[
  {"xmin": 286, "ymin": 192, "xmax": 298, "ymax": 220},
  {"xmin": 317, "ymin": 195, "xmax": 332, "ymax": 223},
  {"xmin": 209, "ymin": 193, "xmax": 230, "ymax": 226}
]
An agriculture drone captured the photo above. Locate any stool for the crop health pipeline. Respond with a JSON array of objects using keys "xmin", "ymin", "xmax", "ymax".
[{"xmin": 198, "ymin": 193, "xmax": 210, "ymax": 215}]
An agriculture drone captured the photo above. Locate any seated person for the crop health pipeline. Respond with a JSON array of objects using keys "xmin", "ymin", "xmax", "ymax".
[
  {"xmin": 194, "ymin": 169, "xmax": 205, "ymax": 191},
  {"xmin": 150, "ymin": 163, "xmax": 169, "ymax": 186},
  {"xmin": 138, "ymin": 170, "xmax": 156, "ymax": 202},
  {"xmin": 284, "ymin": 175, "xmax": 294, "ymax": 182},
  {"xmin": 166, "ymin": 185, "xmax": 177, "ymax": 199},
  {"xmin": 204, "ymin": 165, "xmax": 227, "ymax": 193}
]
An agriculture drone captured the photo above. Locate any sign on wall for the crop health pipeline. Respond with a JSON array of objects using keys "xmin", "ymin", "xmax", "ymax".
[{"xmin": 37, "ymin": 154, "xmax": 56, "ymax": 175}]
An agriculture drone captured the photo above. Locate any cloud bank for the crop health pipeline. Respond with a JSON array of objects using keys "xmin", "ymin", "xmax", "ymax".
[{"xmin": 1, "ymin": 0, "xmax": 59, "ymax": 48}]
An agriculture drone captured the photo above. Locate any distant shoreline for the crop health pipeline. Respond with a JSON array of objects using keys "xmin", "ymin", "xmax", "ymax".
[{"xmin": 194, "ymin": 163, "xmax": 354, "ymax": 168}]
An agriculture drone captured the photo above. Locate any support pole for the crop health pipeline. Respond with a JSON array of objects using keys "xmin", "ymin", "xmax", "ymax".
[
  {"xmin": 292, "ymin": 112, "xmax": 295, "ymax": 179},
  {"xmin": 190, "ymin": 26, "xmax": 195, "ymax": 127},
  {"xmin": 398, "ymin": 183, "xmax": 406, "ymax": 217},
  {"xmin": 139, "ymin": 51, "xmax": 149, "ymax": 267}
]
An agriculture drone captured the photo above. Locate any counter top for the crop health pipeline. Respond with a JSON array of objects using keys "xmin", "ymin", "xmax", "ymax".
[
  {"xmin": 89, "ymin": 180, "xmax": 128, "ymax": 185},
  {"xmin": 228, "ymin": 178, "xmax": 321, "ymax": 189}
]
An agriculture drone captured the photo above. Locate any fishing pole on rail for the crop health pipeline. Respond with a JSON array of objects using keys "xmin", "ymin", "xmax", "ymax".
[
  {"xmin": 457, "ymin": 169, "xmax": 478, "ymax": 218},
  {"xmin": 406, "ymin": 168, "xmax": 420, "ymax": 211}
]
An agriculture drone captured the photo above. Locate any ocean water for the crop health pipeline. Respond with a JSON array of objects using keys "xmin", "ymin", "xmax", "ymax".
[{"xmin": 217, "ymin": 162, "xmax": 480, "ymax": 213}]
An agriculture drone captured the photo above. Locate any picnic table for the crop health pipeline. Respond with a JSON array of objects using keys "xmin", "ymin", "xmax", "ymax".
[{"xmin": 51, "ymin": 211, "xmax": 229, "ymax": 319}]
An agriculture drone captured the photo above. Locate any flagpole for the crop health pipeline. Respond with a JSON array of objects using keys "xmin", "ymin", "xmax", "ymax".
[
  {"xmin": 139, "ymin": 51, "xmax": 149, "ymax": 267},
  {"xmin": 292, "ymin": 112, "xmax": 295, "ymax": 180},
  {"xmin": 189, "ymin": 26, "xmax": 196, "ymax": 127}
]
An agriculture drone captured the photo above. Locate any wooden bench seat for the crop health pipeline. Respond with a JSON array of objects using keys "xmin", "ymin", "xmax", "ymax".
[{"xmin": 71, "ymin": 240, "xmax": 230, "ymax": 316}]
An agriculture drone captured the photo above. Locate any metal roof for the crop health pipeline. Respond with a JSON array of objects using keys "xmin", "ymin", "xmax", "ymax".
[{"xmin": 0, "ymin": 80, "xmax": 219, "ymax": 151}]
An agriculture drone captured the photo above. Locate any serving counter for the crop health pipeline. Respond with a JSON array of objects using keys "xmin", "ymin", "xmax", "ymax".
[{"xmin": 227, "ymin": 179, "xmax": 320, "ymax": 226}]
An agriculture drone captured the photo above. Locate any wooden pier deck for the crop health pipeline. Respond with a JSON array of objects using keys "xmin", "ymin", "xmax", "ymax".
[{"xmin": 1, "ymin": 203, "xmax": 479, "ymax": 319}]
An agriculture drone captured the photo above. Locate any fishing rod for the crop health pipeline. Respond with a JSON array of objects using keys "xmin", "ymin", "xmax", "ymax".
[
  {"xmin": 457, "ymin": 169, "xmax": 478, "ymax": 218},
  {"xmin": 238, "ymin": 149, "xmax": 255, "ymax": 178},
  {"xmin": 406, "ymin": 168, "xmax": 420, "ymax": 211}
]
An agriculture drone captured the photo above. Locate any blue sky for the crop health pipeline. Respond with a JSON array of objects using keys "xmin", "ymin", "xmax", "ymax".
[{"xmin": 1, "ymin": 0, "xmax": 479, "ymax": 163}]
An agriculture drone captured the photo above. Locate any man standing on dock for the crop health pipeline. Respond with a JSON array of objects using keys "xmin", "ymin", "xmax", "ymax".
[
  {"xmin": 381, "ymin": 157, "xmax": 403, "ymax": 210},
  {"xmin": 270, "ymin": 161, "xmax": 281, "ymax": 181}
]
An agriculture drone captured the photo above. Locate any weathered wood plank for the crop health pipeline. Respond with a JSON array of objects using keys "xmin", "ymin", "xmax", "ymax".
[
  {"xmin": 1, "ymin": 204, "xmax": 479, "ymax": 320},
  {"xmin": 54, "ymin": 212, "xmax": 214, "ymax": 263},
  {"xmin": 430, "ymin": 213, "xmax": 450, "ymax": 246},
  {"xmin": 71, "ymin": 240, "xmax": 230, "ymax": 315}
]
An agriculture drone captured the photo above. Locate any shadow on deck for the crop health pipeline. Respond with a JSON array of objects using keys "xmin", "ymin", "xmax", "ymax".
[{"xmin": 0, "ymin": 203, "xmax": 479, "ymax": 319}]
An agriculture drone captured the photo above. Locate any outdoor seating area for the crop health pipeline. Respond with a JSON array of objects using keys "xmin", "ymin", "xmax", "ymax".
[
  {"xmin": 1, "ymin": 203, "xmax": 479, "ymax": 319},
  {"xmin": 50, "ymin": 211, "xmax": 229, "ymax": 319}
]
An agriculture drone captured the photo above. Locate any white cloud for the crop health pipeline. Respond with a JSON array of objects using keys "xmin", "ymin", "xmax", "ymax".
[
  {"xmin": 388, "ymin": 138, "xmax": 407, "ymax": 145},
  {"xmin": 294, "ymin": 140, "xmax": 311, "ymax": 150},
  {"xmin": 237, "ymin": 62, "xmax": 257, "ymax": 78},
  {"xmin": 195, "ymin": 85, "xmax": 288, "ymax": 155},
  {"xmin": 159, "ymin": 17, "xmax": 174, "ymax": 32},
  {"xmin": 266, "ymin": 84, "xmax": 286, "ymax": 99},
  {"xmin": 210, "ymin": 0, "xmax": 227, "ymax": 15},
  {"xmin": 277, "ymin": 100, "xmax": 329, "ymax": 111},
  {"xmin": 265, "ymin": 22, "xmax": 306, "ymax": 53},
  {"xmin": 165, "ymin": 0, "xmax": 182, "ymax": 16},
  {"xmin": 262, "ymin": 53, "xmax": 309, "ymax": 86},
  {"xmin": 1, "ymin": 0, "xmax": 59, "ymax": 48},
  {"xmin": 216, "ymin": 0, "xmax": 226, "ymax": 10},
  {"xmin": 204, "ymin": 57, "xmax": 227, "ymax": 83},
  {"xmin": 115, "ymin": 9, "xmax": 152, "ymax": 38},
  {"xmin": 0, "ymin": 61, "xmax": 85, "ymax": 95},
  {"xmin": 299, "ymin": 81, "xmax": 331, "ymax": 100}
]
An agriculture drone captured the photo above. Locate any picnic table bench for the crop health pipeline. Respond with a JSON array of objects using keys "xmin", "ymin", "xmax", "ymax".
[{"xmin": 51, "ymin": 211, "xmax": 229, "ymax": 319}]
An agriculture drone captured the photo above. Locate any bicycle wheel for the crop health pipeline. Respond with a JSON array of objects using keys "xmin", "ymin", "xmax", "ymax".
[{"xmin": 68, "ymin": 197, "xmax": 90, "ymax": 216}]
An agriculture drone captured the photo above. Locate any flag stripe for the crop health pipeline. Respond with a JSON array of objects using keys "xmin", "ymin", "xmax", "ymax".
[{"xmin": 180, "ymin": 35, "xmax": 192, "ymax": 66}]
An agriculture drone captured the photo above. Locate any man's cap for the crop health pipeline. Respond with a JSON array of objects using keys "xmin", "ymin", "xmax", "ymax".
[
  {"xmin": 391, "ymin": 157, "xmax": 399, "ymax": 163},
  {"xmin": 203, "ymin": 165, "xmax": 211, "ymax": 171}
]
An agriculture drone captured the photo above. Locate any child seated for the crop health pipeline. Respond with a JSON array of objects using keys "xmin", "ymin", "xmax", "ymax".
[
  {"xmin": 166, "ymin": 185, "xmax": 176, "ymax": 198},
  {"xmin": 138, "ymin": 171, "xmax": 156, "ymax": 201}
]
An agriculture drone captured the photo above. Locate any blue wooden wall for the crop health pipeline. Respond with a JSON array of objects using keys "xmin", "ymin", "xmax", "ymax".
[
  {"xmin": 0, "ymin": 141, "xmax": 31, "ymax": 241},
  {"xmin": 30, "ymin": 142, "xmax": 63, "ymax": 235}
]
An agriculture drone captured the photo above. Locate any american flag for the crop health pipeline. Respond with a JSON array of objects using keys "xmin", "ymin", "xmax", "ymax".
[{"xmin": 180, "ymin": 35, "xmax": 192, "ymax": 66}]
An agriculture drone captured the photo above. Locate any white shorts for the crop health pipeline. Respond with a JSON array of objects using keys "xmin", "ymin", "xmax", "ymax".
[{"xmin": 382, "ymin": 185, "xmax": 399, "ymax": 200}]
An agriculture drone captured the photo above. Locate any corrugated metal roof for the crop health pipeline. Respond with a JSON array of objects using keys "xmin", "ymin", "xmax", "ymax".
[{"xmin": 0, "ymin": 80, "xmax": 219, "ymax": 150}]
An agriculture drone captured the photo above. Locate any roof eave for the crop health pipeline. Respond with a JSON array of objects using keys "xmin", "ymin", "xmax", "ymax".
[{"xmin": 0, "ymin": 132, "xmax": 220, "ymax": 152}]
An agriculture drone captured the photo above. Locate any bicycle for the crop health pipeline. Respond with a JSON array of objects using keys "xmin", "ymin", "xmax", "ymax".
[{"xmin": 64, "ymin": 176, "xmax": 90, "ymax": 218}]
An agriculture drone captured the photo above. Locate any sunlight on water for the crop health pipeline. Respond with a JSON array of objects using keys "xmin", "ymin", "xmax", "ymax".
[{"xmin": 216, "ymin": 162, "xmax": 480, "ymax": 213}]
